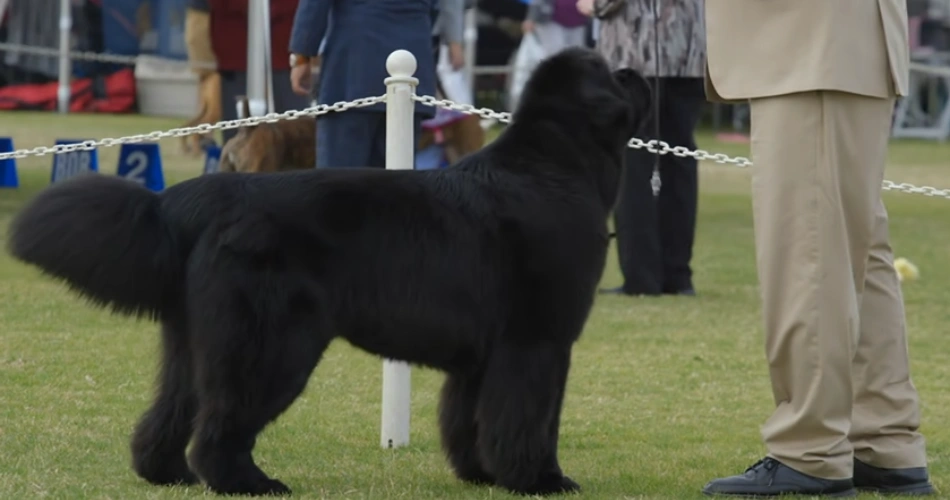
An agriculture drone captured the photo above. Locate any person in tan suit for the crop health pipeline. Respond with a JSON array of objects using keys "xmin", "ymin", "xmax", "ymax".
[{"xmin": 701, "ymin": 1, "xmax": 935, "ymax": 497}]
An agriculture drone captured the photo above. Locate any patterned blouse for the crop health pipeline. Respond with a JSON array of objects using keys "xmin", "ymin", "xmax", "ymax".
[{"xmin": 594, "ymin": 0, "xmax": 706, "ymax": 78}]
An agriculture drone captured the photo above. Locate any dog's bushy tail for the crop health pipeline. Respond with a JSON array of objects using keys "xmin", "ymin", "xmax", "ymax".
[{"xmin": 7, "ymin": 173, "xmax": 182, "ymax": 320}]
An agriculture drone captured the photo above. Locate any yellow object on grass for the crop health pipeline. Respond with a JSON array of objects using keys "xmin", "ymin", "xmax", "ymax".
[{"xmin": 894, "ymin": 257, "xmax": 919, "ymax": 282}]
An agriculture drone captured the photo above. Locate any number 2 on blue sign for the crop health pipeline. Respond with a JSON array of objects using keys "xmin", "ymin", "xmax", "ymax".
[{"xmin": 124, "ymin": 150, "xmax": 149, "ymax": 184}]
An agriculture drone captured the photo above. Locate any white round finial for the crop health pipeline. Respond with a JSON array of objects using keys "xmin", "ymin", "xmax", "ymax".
[{"xmin": 386, "ymin": 50, "xmax": 417, "ymax": 78}]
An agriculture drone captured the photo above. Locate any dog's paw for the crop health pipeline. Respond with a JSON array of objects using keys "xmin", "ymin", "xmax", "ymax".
[
  {"xmin": 133, "ymin": 457, "xmax": 200, "ymax": 486},
  {"xmin": 455, "ymin": 468, "xmax": 495, "ymax": 486},
  {"xmin": 152, "ymin": 469, "xmax": 200, "ymax": 487},
  {"xmin": 257, "ymin": 478, "xmax": 292, "ymax": 496},
  {"xmin": 172, "ymin": 469, "xmax": 200, "ymax": 486},
  {"xmin": 206, "ymin": 477, "xmax": 292, "ymax": 497},
  {"xmin": 514, "ymin": 474, "xmax": 581, "ymax": 496},
  {"xmin": 557, "ymin": 476, "xmax": 581, "ymax": 494}
]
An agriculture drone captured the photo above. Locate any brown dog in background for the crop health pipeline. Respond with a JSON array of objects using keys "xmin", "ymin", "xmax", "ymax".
[
  {"xmin": 218, "ymin": 97, "xmax": 317, "ymax": 173},
  {"xmin": 218, "ymin": 95, "xmax": 486, "ymax": 173}
]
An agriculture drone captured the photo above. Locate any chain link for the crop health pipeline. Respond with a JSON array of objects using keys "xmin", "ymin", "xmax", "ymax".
[
  {"xmin": 0, "ymin": 96, "xmax": 385, "ymax": 161},
  {"xmin": 412, "ymin": 95, "xmax": 950, "ymax": 199},
  {"xmin": 412, "ymin": 95, "xmax": 514, "ymax": 124},
  {"xmin": 413, "ymin": 95, "xmax": 751, "ymax": 167},
  {"xmin": 881, "ymin": 181, "xmax": 950, "ymax": 197},
  {"xmin": 627, "ymin": 137, "xmax": 754, "ymax": 168},
  {"xmin": 0, "ymin": 42, "xmax": 217, "ymax": 69}
]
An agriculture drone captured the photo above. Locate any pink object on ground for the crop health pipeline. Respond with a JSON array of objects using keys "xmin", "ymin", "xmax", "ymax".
[
  {"xmin": 421, "ymin": 107, "xmax": 468, "ymax": 130},
  {"xmin": 715, "ymin": 132, "xmax": 750, "ymax": 144}
]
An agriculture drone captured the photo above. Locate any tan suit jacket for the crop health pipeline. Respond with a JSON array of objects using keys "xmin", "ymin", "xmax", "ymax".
[{"xmin": 703, "ymin": 0, "xmax": 910, "ymax": 102}]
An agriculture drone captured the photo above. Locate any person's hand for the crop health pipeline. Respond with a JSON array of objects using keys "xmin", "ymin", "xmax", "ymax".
[
  {"xmin": 576, "ymin": 0, "xmax": 594, "ymax": 17},
  {"xmin": 521, "ymin": 20, "xmax": 535, "ymax": 33},
  {"xmin": 448, "ymin": 42, "xmax": 465, "ymax": 70},
  {"xmin": 290, "ymin": 63, "xmax": 312, "ymax": 96}
]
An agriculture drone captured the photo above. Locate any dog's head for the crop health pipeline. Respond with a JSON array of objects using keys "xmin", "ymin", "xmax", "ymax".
[
  {"xmin": 514, "ymin": 47, "xmax": 652, "ymax": 144},
  {"xmin": 609, "ymin": 67, "xmax": 653, "ymax": 137},
  {"xmin": 510, "ymin": 48, "xmax": 653, "ymax": 209}
]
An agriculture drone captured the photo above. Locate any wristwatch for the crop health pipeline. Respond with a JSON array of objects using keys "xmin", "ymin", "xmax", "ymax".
[{"xmin": 289, "ymin": 54, "xmax": 311, "ymax": 67}]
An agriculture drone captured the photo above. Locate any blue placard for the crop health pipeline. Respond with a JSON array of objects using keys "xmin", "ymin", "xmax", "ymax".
[
  {"xmin": 0, "ymin": 137, "xmax": 18, "ymax": 188},
  {"xmin": 116, "ymin": 142, "xmax": 165, "ymax": 192},
  {"xmin": 203, "ymin": 145, "xmax": 221, "ymax": 175},
  {"xmin": 50, "ymin": 139, "xmax": 100, "ymax": 184}
]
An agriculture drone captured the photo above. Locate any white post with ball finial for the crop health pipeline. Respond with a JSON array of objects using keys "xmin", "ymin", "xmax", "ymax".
[{"xmin": 380, "ymin": 49, "xmax": 418, "ymax": 449}]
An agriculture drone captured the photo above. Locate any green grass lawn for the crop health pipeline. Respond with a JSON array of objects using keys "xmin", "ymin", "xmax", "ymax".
[{"xmin": 1, "ymin": 110, "xmax": 949, "ymax": 499}]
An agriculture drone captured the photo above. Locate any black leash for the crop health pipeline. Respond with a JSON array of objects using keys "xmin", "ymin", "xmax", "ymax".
[{"xmin": 649, "ymin": 0, "xmax": 661, "ymax": 197}]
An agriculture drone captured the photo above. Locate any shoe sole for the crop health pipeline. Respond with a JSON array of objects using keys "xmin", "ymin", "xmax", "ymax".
[
  {"xmin": 856, "ymin": 483, "xmax": 936, "ymax": 496},
  {"xmin": 702, "ymin": 488, "xmax": 857, "ymax": 497}
]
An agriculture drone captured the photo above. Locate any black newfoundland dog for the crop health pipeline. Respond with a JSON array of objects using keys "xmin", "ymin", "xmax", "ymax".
[{"xmin": 7, "ymin": 47, "xmax": 651, "ymax": 497}]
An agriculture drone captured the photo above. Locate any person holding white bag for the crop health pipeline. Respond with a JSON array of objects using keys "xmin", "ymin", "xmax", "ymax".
[
  {"xmin": 433, "ymin": 0, "xmax": 474, "ymax": 105},
  {"xmin": 509, "ymin": 0, "xmax": 590, "ymax": 109}
]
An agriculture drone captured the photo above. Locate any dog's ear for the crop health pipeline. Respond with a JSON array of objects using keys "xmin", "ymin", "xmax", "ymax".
[
  {"xmin": 612, "ymin": 68, "xmax": 653, "ymax": 134},
  {"xmin": 613, "ymin": 69, "xmax": 652, "ymax": 110}
]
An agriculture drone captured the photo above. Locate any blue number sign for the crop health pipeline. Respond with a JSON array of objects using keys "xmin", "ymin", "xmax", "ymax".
[
  {"xmin": 203, "ymin": 145, "xmax": 222, "ymax": 175},
  {"xmin": 117, "ymin": 142, "xmax": 165, "ymax": 192},
  {"xmin": 0, "ymin": 137, "xmax": 18, "ymax": 188},
  {"xmin": 50, "ymin": 139, "xmax": 99, "ymax": 184}
]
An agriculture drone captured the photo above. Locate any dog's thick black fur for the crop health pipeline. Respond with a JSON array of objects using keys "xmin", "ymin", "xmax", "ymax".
[{"xmin": 7, "ymin": 47, "xmax": 651, "ymax": 497}]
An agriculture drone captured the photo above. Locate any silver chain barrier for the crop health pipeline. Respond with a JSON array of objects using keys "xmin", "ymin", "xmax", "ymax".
[
  {"xmin": 0, "ymin": 41, "xmax": 217, "ymax": 69},
  {"xmin": 0, "ymin": 86, "xmax": 945, "ymax": 200},
  {"xmin": 0, "ymin": 96, "xmax": 385, "ymax": 161},
  {"xmin": 412, "ymin": 95, "xmax": 950, "ymax": 200}
]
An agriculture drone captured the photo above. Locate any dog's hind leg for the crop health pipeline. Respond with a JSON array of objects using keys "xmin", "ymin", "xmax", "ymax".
[
  {"xmin": 186, "ymin": 272, "xmax": 331, "ymax": 496},
  {"xmin": 475, "ymin": 341, "xmax": 579, "ymax": 496},
  {"xmin": 130, "ymin": 311, "xmax": 199, "ymax": 486},
  {"xmin": 439, "ymin": 373, "xmax": 494, "ymax": 485}
]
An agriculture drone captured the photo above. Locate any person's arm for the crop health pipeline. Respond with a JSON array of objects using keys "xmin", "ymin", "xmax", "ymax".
[
  {"xmin": 524, "ymin": 0, "xmax": 553, "ymax": 32},
  {"xmin": 287, "ymin": 0, "xmax": 329, "ymax": 95},
  {"xmin": 435, "ymin": 0, "xmax": 466, "ymax": 69},
  {"xmin": 439, "ymin": 0, "xmax": 465, "ymax": 45},
  {"xmin": 526, "ymin": 0, "xmax": 545, "ymax": 22},
  {"xmin": 288, "ymin": 0, "xmax": 331, "ymax": 57}
]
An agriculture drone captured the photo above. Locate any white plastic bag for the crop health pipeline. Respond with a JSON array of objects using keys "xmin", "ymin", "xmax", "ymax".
[
  {"xmin": 437, "ymin": 45, "xmax": 475, "ymax": 105},
  {"xmin": 507, "ymin": 32, "xmax": 546, "ymax": 111}
]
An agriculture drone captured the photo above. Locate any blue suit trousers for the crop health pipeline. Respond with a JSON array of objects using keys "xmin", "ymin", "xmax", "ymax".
[{"xmin": 316, "ymin": 109, "xmax": 424, "ymax": 169}]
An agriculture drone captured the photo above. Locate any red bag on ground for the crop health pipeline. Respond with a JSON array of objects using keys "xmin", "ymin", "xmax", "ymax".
[{"xmin": 0, "ymin": 68, "xmax": 136, "ymax": 113}]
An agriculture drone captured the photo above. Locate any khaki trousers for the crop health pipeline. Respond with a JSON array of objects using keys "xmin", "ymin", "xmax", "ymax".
[{"xmin": 748, "ymin": 90, "xmax": 928, "ymax": 480}]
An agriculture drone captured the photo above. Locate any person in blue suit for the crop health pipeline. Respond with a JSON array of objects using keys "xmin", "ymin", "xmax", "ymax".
[{"xmin": 288, "ymin": 0, "xmax": 438, "ymax": 168}]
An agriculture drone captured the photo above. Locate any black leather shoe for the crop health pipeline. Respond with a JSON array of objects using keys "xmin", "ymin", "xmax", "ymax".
[
  {"xmin": 662, "ymin": 282, "xmax": 696, "ymax": 296},
  {"xmin": 702, "ymin": 457, "xmax": 856, "ymax": 497},
  {"xmin": 853, "ymin": 458, "xmax": 935, "ymax": 495}
]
